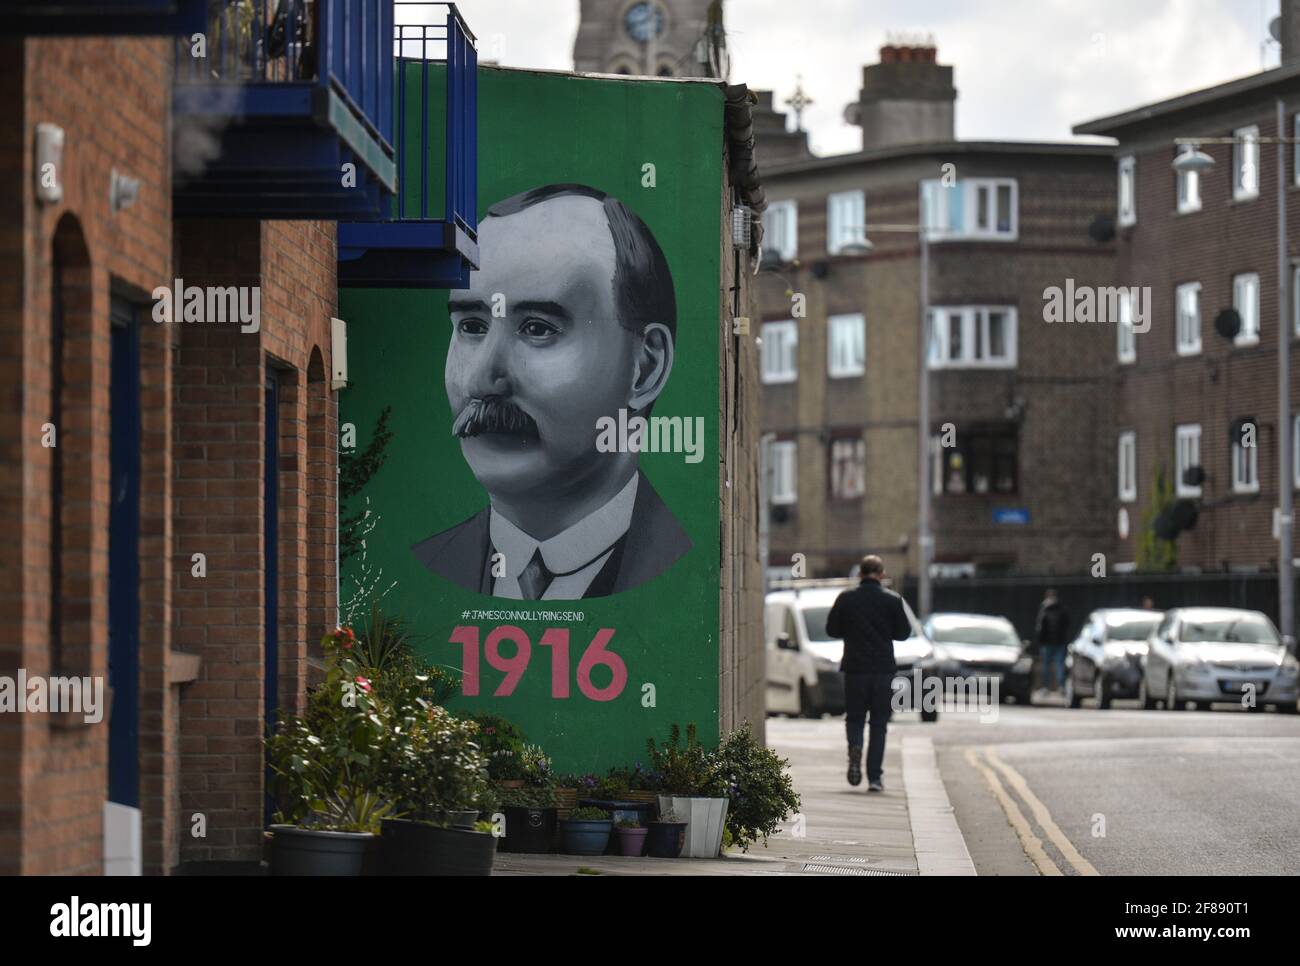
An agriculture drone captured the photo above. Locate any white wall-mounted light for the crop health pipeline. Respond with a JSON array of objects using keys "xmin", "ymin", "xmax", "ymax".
[
  {"xmin": 110, "ymin": 168, "xmax": 141, "ymax": 211},
  {"xmin": 331, "ymin": 317, "xmax": 348, "ymax": 390},
  {"xmin": 35, "ymin": 123, "xmax": 64, "ymax": 205}
]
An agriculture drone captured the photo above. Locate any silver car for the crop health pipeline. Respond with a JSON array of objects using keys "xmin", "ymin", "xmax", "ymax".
[{"xmin": 1139, "ymin": 607, "xmax": 1300, "ymax": 712}]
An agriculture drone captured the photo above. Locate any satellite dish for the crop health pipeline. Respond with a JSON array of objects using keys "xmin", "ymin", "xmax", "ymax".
[
  {"xmin": 1182, "ymin": 465, "xmax": 1205, "ymax": 488},
  {"xmin": 1214, "ymin": 308, "xmax": 1242, "ymax": 340},
  {"xmin": 1271, "ymin": 16, "xmax": 1282, "ymax": 43},
  {"xmin": 1088, "ymin": 214, "xmax": 1116, "ymax": 243},
  {"xmin": 1153, "ymin": 508, "xmax": 1178, "ymax": 541}
]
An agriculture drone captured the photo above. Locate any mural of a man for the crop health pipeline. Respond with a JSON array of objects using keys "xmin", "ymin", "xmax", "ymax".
[{"xmin": 412, "ymin": 184, "xmax": 693, "ymax": 599}]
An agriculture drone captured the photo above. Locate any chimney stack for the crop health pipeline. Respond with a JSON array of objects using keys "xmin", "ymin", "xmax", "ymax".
[{"xmin": 844, "ymin": 38, "xmax": 956, "ymax": 150}]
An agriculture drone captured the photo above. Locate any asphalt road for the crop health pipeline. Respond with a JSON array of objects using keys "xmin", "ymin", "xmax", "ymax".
[{"xmin": 773, "ymin": 698, "xmax": 1300, "ymax": 875}]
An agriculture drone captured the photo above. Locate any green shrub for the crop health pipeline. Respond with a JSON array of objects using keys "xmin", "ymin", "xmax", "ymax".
[
  {"xmin": 713, "ymin": 724, "xmax": 801, "ymax": 853},
  {"xmin": 567, "ymin": 806, "xmax": 611, "ymax": 822}
]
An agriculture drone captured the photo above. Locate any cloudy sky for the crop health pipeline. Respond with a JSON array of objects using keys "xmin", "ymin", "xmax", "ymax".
[{"xmin": 457, "ymin": 0, "xmax": 1283, "ymax": 154}]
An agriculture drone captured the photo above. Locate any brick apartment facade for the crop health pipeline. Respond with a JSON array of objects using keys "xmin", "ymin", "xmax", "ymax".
[
  {"xmin": 1075, "ymin": 24, "xmax": 1300, "ymax": 577},
  {"xmin": 756, "ymin": 45, "xmax": 1116, "ymax": 584},
  {"xmin": 1, "ymin": 27, "xmax": 340, "ymax": 874}
]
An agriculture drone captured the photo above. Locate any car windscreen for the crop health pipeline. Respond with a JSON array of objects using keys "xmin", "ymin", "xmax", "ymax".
[
  {"xmin": 928, "ymin": 621, "xmax": 1019, "ymax": 647},
  {"xmin": 1179, "ymin": 615, "xmax": 1280, "ymax": 645},
  {"xmin": 802, "ymin": 607, "xmax": 834, "ymax": 642},
  {"xmin": 1107, "ymin": 617, "xmax": 1160, "ymax": 641}
]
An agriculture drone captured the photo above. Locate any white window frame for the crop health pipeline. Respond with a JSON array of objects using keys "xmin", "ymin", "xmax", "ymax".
[
  {"xmin": 1175, "ymin": 424, "xmax": 1202, "ymax": 498},
  {"xmin": 827, "ymin": 312, "xmax": 865, "ymax": 378},
  {"xmin": 1294, "ymin": 114, "xmax": 1300, "ymax": 188},
  {"xmin": 1233, "ymin": 272, "xmax": 1260, "ymax": 346},
  {"xmin": 1118, "ymin": 431, "xmax": 1137, "ymax": 503},
  {"xmin": 1176, "ymin": 151, "xmax": 1201, "ymax": 214},
  {"xmin": 1234, "ymin": 125, "xmax": 1260, "ymax": 201},
  {"xmin": 1293, "ymin": 264, "xmax": 1300, "ymax": 337},
  {"xmin": 1176, "ymin": 282, "xmax": 1202, "ymax": 356},
  {"xmin": 826, "ymin": 189, "xmax": 866, "ymax": 256},
  {"xmin": 927, "ymin": 305, "xmax": 1018, "ymax": 369},
  {"xmin": 1118, "ymin": 155, "xmax": 1136, "ymax": 227},
  {"xmin": 770, "ymin": 440, "xmax": 797, "ymax": 505},
  {"xmin": 1117, "ymin": 288, "xmax": 1136, "ymax": 364},
  {"xmin": 829, "ymin": 436, "xmax": 866, "ymax": 501},
  {"xmin": 764, "ymin": 200, "xmax": 798, "ymax": 262},
  {"xmin": 760, "ymin": 320, "xmax": 798, "ymax": 384},
  {"xmin": 919, "ymin": 178, "xmax": 1018, "ymax": 242},
  {"xmin": 1232, "ymin": 422, "xmax": 1259, "ymax": 494}
]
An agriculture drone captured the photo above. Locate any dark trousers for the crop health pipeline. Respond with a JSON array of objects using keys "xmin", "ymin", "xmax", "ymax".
[{"xmin": 844, "ymin": 672, "xmax": 895, "ymax": 783}]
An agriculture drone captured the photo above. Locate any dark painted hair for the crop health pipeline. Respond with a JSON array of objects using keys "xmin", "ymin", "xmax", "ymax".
[{"xmin": 484, "ymin": 184, "xmax": 677, "ymax": 341}]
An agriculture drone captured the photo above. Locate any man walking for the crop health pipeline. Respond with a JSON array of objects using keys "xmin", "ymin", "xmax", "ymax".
[
  {"xmin": 826, "ymin": 555, "xmax": 913, "ymax": 793},
  {"xmin": 1035, "ymin": 588, "xmax": 1070, "ymax": 695}
]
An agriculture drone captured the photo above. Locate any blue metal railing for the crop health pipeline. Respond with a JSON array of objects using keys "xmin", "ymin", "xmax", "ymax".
[
  {"xmin": 393, "ymin": 1, "xmax": 476, "ymax": 234},
  {"xmin": 176, "ymin": 0, "xmax": 395, "ymax": 153}
]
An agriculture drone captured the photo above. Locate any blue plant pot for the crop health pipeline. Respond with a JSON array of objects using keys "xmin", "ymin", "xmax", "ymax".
[{"xmin": 560, "ymin": 819, "xmax": 613, "ymax": 856}]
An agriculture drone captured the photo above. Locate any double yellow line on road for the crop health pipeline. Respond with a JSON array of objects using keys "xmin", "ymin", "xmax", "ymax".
[{"xmin": 964, "ymin": 746, "xmax": 1099, "ymax": 876}]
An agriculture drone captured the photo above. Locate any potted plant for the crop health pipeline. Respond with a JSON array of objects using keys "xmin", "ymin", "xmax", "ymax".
[
  {"xmin": 713, "ymin": 724, "xmax": 802, "ymax": 853},
  {"xmin": 648, "ymin": 723, "xmax": 729, "ymax": 858},
  {"xmin": 376, "ymin": 703, "xmax": 497, "ymax": 876},
  {"xmin": 560, "ymin": 806, "xmax": 613, "ymax": 855},
  {"xmin": 264, "ymin": 627, "xmax": 392, "ymax": 875},
  {"xmin": 646, "ymin": 806, "xmax": 687, "ymax": 859},
  {"xmin": 614, "ymin": 819, "xmax": 648, "ymax": 857},
  {"xmin": 498, "ymin": 746, "xmax": 559, "ymax": 853},
  {"xmin": 466, "ymin": 712, "xmax": 530, "ymax": 785}
]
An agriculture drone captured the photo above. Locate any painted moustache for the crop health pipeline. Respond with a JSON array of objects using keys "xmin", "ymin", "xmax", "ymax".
[{"xmin": 452, "ymin": 396, "xmax": 540, "ymax": 439}]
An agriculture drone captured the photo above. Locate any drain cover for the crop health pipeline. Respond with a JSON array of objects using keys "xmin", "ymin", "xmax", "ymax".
[{"xmin": 802, "ymin": 863, "xmax": 912, "ymax": 876}]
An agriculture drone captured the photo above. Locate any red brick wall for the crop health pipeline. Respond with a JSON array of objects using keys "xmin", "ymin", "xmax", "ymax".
[{"xmin": 0, "ymin": 35, "xmax": 172, "ymax": 876}]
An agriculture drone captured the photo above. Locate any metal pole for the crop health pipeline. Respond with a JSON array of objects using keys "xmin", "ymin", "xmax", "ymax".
[
  {"xmin": 918, "ymin": 228, "xmax": 933, "ymax": 619},
  {"xmin": 1278, "ymin": 97, "xmax": 1295, "ymax": 650},
  {"xmin": 759, "ymin": 433, "xmax": 774, "ymax": 594}
]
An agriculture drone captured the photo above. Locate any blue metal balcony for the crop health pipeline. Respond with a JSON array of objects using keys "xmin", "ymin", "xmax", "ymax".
[
  {"xmin": 173, "ymin": 0, "xmax": 397, "ymax": 219},
  {"xmin": 337, "ymin": 2, "xmax": 477, "ymax": 288},
  {"xmin": 3, "ymin": 1, "xmax": 207, "ymax": 35}
]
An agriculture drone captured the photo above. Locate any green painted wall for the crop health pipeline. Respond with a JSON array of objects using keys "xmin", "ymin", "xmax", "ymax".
[{"xmin": 340, "ymin": 67, "xmax": 724, "ymax": 772}]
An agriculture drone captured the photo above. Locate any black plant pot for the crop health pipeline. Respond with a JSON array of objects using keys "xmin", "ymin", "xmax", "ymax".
[
  {"xmin": 268, "ymin": 825, "xmax": 375, "ymax": 876},
  {"xmin": 500, "ymin": 806, "xmax": 557, "ymax": 853},
  {"xmin": 379, "ymin": 819, "xmax": 497, "ymax": 876},
  {"xmin": 646, "ymin": 821, "xmax": 687, "ymax": 859}
]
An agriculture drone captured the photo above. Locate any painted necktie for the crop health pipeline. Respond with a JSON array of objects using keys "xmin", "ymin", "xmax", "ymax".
[{"xmin": 517, "ymin": 547, "xmax": 555, "ymax": 600}]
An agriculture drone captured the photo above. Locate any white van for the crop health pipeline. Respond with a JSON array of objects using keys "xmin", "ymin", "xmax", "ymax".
[{"xmin": 765, "ymin": 580, "xmax": 940, "ymax": 720}]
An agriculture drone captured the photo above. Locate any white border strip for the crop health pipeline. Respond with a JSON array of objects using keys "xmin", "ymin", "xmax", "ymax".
[{"xmin": 902, "ymin": 735, "xmax": 977, "ymax": 876}]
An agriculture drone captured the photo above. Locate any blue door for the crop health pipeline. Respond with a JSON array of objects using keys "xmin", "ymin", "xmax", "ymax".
[
  {"xmin": 108, "ymin": 298, "xmax": 140, "ymax": 807},
  {"xmin": 263, "ymin": 373, "xmax": 279, "ymax": 824}
]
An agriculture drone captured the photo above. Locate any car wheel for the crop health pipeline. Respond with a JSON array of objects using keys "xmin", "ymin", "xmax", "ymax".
[
  {"xmin": 1065, "ymin": 673, "xmax": 1081, "ymax": 709},
  {"xmin": 1139, "ymin": 674, "xmax": 1157, "ymax": 710},
  {"xmin": 1096, "ymin": 675, "xmax": 1112, "ymax": 710},
  {"xmin": 1166, "ymin": 673, "xmax": 1184, "ymax": 711},
  {"xmin": 920, "ymin": 709, "xmax": 939, "ymax": 723},
  {"xmin": 1278, "ymin": 702, "xmax": 1298, "ymax": 715}
]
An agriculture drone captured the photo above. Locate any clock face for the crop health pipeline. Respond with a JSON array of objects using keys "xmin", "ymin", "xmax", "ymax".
[{"xmin": 625, "ymin": 2, "xmax": 665, "ymax": 43}]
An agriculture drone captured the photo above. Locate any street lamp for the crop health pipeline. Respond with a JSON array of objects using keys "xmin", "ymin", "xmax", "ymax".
[
  {"xmin": 1172, "ymin": 99, "xmax": 1295, "ymax": 650},
  {"xmin": 842, "ymin": 223, "xmax": 934, "ymax": 619}
]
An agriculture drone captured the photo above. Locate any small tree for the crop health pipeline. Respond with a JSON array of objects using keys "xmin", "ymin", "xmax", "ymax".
[{"xmin": 1136, "ymin": 464, "xmax": 1178, "ymax": 573}]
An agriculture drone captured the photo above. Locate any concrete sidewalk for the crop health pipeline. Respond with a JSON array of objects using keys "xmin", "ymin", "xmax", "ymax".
[{"xmin": 493, "ymin": 720, "xmax": 974, "ymax": 876}]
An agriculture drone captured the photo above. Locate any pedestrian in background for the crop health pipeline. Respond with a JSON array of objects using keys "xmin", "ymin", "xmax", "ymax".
[
  {"xmin": 1035, "ymin": 588, "xmax": 1070, "ymax": 696},
  {"xmin": 826, "ymin": 554, "xmax": 912, "ymax": 793}
]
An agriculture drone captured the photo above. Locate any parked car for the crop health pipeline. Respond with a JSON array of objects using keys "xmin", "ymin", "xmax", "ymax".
[
  {"xmin": 765, "ymin": 582, "xmax": 942, "ymax": 720},
  {"xmin": 1065, "ymin": 608, "xmax": 1163, "ymax": 708},
  {"xmin": 922, "ymin": 613, "xmax": 1034, "ymax": 705},
  {"xmin": 1139, "ymin": 607, "xmax": 1299, "ymax": 712}
]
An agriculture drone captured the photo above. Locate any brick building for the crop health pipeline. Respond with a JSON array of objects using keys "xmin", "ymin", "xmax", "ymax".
[
  {"xmin": 756, "ymin": 44, "xmax": 1116, "ymax": 584},
  {"xmin": 1074, "ymin": 21, "xmax": 1300, "ymax": 577},
  {"xmin": 0, "ymin": 1, "xmax": 462, "ymax": 875}
]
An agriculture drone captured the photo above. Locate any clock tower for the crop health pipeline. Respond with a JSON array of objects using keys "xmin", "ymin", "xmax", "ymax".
[{"xmin": 573, "ymin": 0, "xmax": 728, "ymax": 79}]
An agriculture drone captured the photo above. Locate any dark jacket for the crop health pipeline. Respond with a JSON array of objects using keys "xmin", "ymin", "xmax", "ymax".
[
  {"xmin": 410, "ymin": 471, "xmax": 692, "ymax": 599},
  {"xmin": 1035, "ymin": 599, "xmax": 1070, "ymax": 648},
  {"xmin": 825, "ymin": 578, "xmax": 913, "ymax": 674}
]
